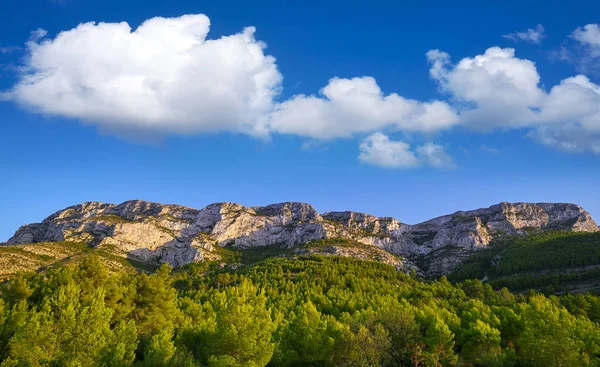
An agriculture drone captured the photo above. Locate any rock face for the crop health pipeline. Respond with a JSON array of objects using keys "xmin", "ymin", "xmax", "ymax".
[{"xmin": 6, "ymin": 200, "xmax": 598, "ymax": 276}]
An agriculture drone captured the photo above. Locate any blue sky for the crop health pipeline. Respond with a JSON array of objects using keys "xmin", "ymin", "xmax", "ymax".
[{"xmin": 1, "ymin": 0, "xmax": 599, "ymax": 241}]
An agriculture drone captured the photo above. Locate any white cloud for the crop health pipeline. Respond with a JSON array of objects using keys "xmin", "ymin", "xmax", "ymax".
[
  {"xmin": 5, "ymin": 14, "xmax": 600, "ymax": 162},
  {"xmin": 571, "ymin": 24, "xmax": 600, "ymax": 55},
  {"xmin": 300, "ymin": 140, "xmax": 328, "ymax": 152},
  {"xmin": 538, "ymin": 75, "xmax": 600, "ymax": 129},
  {"xmin": 0, "ymin": 46, "xmax": 20, "ymax": 54},
  {"xmin": 5, "ymin": 14, "xmax": 461, "ymax": 143},
  {"xmin": 358, "ymin": 132, "xmax": 454, "ymax": 169},
  {"xmin": 416, "ymin": 142, "xmax": 456, "ymax": 168},
  {"xmin": 268, "ymin": 76, "xmax": 459, "ymax": 139},
  {"xmin": 568, "ymin": 24, "xmax": 600, "ymax": 74},
  {"xmin": 480, "ymin": 144, "xmax": 500, "ymax": 154},
  {"xmin": 358, "ymin": 133, "xmax": 418, "ymax": 168},
  {"xmin": 503, "ymin": 24, "xmax": 546, "ymax": 44},
  {"xmin": 6, "ymin": 14, "xmax": 282, "ymax": 138},
  {"xmin": 427, "ymin": 46, "xmax": 600, "ymax": 154},
  {"xmin": 549, "ymin": 45, "xmax": 573, "ymax": 64},
  {"xmin": 528, "ymin": 125, "xmax": 600, "ymax": 155},
  {"xmin": 427, "ymin": 47, "xmax": 543, "ymax": 129}
]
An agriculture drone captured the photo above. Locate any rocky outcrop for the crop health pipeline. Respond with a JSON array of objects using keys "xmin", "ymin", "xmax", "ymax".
[
  {"xmin": 322, "ymin": 211, "xmax": 408, "ymax": 236},
  {"xmin": 5, "ymin": 200, "xmax": 598, "ymax": 276},
  {"xmin": 389, "ymin": 202, "xmax": 599, "ymax": 276},
  {"xmin": 6, "ymin": 200, "xmax": 330, "ymax": 267}
]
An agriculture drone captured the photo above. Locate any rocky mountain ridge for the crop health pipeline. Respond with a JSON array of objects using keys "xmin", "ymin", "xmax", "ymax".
[{"xmin": 5, "ymin": 200, "xmax": 598, "ymax": 276}]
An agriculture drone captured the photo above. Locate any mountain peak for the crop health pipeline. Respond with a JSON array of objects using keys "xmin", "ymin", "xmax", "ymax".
[
  {"xmin": 254, "ymin": 202, "xmax": 321, "ymax": 221},
  {"xmin": 5, "ymin": 200, "xmax": 597, "ymax": 276}
]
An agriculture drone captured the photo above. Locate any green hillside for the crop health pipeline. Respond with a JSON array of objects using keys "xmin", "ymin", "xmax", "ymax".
[
  {"xmin": 1, "ymin": 254, "xmax": 600, "ymax": 366},
  {"xmin": 0, "ymin": 241, "xmax": 156, "ymax": 280},
  {"xmin": 449, "ymin": 231, "xmax": 600, "ymax": 294}
]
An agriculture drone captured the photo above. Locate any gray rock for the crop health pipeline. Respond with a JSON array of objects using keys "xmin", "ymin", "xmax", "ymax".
[{"xmin": 5, "ymin": 200, "xmax": 598, "ymax": 276}]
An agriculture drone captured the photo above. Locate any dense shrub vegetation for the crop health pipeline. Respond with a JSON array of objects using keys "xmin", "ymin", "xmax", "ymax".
[
  {"xmin": 449, "ymin": 231, "xmax": 600, "ymax": 292},
  {"xmin": 1, "ymin": 254, "xmax": 600, "ymax": 366}
]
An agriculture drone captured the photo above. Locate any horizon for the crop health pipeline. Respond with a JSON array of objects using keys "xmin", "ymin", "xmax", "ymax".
[{"xmin": 1, "ymin": 0, "xmax": 599, "ymax": 241}]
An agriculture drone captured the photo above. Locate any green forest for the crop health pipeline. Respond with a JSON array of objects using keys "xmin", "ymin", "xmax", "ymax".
[
  {"xmin": 1, "ymin": 252, "xmax": 600, "ymax": 366},
  {"xmin": 449, "ymin": 231, "xmax": 600, "ymax": 293}
]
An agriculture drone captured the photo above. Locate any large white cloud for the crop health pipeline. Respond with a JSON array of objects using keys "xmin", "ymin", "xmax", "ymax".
[
  {"xmin": 427, "ymin": 46, "xmax": 600, "ymax": 154},
  {"xmin": 6, "ymin": 14, "xmax": 282, "ymax": 137},
  {"xmin": 5, "ymin": 14, "xmax": 460, "ymax": 142},
  {"xmin": 268, "ymin": 76, "xmax": 459, "ymax": 139},
  {"xmin": 358, "ymin": 132, "xmax": 454, "ymax": 169},
  {"xmin": 427, "ymin": 47, "xmax": 544, "ymax": 129},
  {"xmin": 5, "ymin": 15, "xmax": 600, "ymax": 165}
]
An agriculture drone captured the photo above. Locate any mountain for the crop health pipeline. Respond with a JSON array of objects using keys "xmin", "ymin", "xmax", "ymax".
[{"xmin": 3, "ymin": 200, "xmax": 597, "ymax": 279}]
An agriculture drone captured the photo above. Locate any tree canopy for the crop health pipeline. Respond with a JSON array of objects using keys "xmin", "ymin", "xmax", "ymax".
[{"xmin": 0, "ymin": 254, "xmax": 599, "ymax": 366}]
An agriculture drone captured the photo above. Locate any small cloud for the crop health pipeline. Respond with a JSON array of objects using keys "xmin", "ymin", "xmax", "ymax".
[
  {"xmin": 301, "ymin": 140, "xmax": 328, "ymax": 152},
  {"xmin": 503, "ymin": 24, "xmax": 546, "ymax": 44},
  {"xmin": 549, "ymin": 45, "xmax": 573, "ymax": 63},
  {"xmin": 0, "ymin": 46, "xmax": 20, "ymax": 54},
  {"xmin": 359, "ymin": 132, "xmax": 419, "ymax": 168},
  {"xmin": 566, "ymin": 24, "xmax": 600, "ymax": 74},
  {"xmin": 0, "ymin": 91, "xmax": 11, "ymax": 101},
  {"xmin": 358, "ymin": 132, "xmax": 455, "ymax": 169},
  {"xmin": 29, "ymin": 28, "xmax": 48, "ymax": 42},
  {"xmin": 480, "ymin": 144, "xmax": 500, "ymax": 154},
  {"xmin": 571, "ymin": 24, "xmax": 600, "ymax": 52},
  {"xmin": 416, "ymin": 142, "xmax": 457, "ymax": 169}
]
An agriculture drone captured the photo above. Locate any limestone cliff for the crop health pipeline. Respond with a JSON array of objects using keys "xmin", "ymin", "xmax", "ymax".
[{"xmin": 5, "ymin": 200, "xmax": 597, "ymax": 276}]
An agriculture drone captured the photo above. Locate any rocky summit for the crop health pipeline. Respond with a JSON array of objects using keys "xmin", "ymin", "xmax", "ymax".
[{"xmin": 5, "ymin": 200, "xmax": 598, "ymax": 277}]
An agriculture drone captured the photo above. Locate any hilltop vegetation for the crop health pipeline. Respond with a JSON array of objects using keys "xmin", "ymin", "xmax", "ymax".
[
  {"xmin": 449, "ymin": 231, "xmax": 600, "ymax": 293},
  {"xmin": 0, "ymin": 242, "xmax": 156, "ymax": 280},
  {"xmin": 0, "ymin": 254, "xmax": 600, "ymax": 366}
]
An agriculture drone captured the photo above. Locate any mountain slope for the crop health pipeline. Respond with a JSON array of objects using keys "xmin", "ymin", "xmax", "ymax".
[
  {"xmin": 449, "ymin": 231, "xmax": 600, "ymax": 294},
  {"xmin": 3, "ymin": 200, "xmax": 597, "ymax": 278}
]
